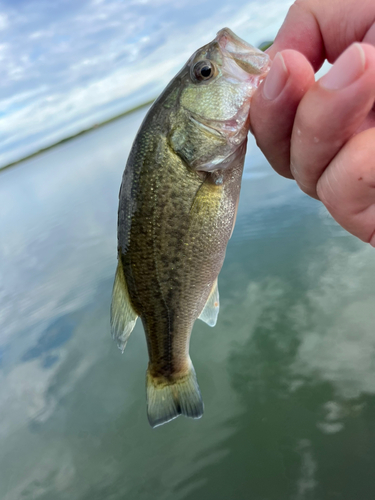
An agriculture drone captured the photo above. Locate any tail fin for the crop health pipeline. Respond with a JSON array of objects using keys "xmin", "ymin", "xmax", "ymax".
[{"xmin": 146, "ymin": 362, "xmax": 204, "ymax": 428}]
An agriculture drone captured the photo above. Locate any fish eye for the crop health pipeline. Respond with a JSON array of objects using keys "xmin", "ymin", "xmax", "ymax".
[{"xmin": 192, "ymin": 60, "xmax": 216, "ymax": 82}]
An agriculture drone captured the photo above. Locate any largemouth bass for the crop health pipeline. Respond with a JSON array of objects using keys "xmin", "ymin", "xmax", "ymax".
[{"xmin": 111, "ymin": 28, "xmax": 269, "ymax": 428}]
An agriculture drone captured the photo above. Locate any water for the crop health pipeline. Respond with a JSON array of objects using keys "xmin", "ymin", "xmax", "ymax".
[{"xmin": 1, "ymin": 109, "xmax": 375, "ymax": 500}]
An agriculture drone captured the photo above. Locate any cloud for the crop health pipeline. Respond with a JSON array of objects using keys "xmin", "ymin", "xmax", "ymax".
[
  {"xmin": 0, "ymin": 0, "xmax": 293, "ymax": 167},
  {"xmin": 0, "ymin": 13, "xmax": 8, "ymax": 30}
]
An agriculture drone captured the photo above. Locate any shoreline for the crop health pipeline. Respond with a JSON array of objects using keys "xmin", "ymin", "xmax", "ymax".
[{"xmin": 0, "ymin": 98, "xmax": 155, "ymax": 173}]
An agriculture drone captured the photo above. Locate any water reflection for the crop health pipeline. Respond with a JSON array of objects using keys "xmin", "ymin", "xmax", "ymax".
[
  {"xmin": 1, "ymin": 108, "xmax": 375, "ymax": 500},
  {"xmin": 22, "ymin": 316, "xmax": 75, "ymax": 365}
]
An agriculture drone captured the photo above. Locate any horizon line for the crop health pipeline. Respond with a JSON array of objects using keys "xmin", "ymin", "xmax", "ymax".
[{"xmin": 0, "ymin": 98, "xmax": 156, "ymax": 173}]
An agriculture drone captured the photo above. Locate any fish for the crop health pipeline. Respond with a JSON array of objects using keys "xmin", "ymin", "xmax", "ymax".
[{"xmin": 111, "ymin": 28, "xmax": 270, "ymax": 428}]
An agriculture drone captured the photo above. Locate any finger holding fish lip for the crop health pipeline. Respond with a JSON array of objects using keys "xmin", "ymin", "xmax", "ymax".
[
  {"xmin": 251, "ymin": 39, "xmax": 375, "ymax": 245},
  {"xmin": 250, "ymin": 49, "xmax": 315, "ymax": 179},
  {"xmin": 250, "ymin": 0, "xmax": 375, "ymax": 201},
  {"xmin": 251, "ymin": 42, "xmax": 375, "ymax": 200}
]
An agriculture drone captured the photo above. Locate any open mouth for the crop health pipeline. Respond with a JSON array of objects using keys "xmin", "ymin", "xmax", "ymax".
[{"xmin": 216, "ymin": 27, "xmax": 270, "ymax": 79}]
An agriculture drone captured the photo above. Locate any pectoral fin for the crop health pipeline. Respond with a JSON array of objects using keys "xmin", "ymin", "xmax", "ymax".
[
  {"xmin": 111, "ymin": 258, "xmax": 138, "ymax": 352},
  {"xmin": 198, "ymin": 279, "xmax": 220, "ymax": 327}
]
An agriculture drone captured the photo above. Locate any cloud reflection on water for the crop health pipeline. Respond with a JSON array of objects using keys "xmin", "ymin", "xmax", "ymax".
[{"xmin": 292, "ymin": 244, "xmax": 375, "ymax": 400}]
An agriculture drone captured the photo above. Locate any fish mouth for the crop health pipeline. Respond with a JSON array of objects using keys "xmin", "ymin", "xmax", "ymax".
[{"xmin": 215, "ymin": 27, "xmax": 270, "ymax": 79}]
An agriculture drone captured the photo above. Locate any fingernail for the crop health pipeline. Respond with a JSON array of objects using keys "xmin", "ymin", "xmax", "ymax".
[
  {"xmin": 262, "ymin": 52, "xmax": 288, "ymax": 100},
  {"xmin": 320, "ymin": 43, "xmax": 366, "ymax": 90}
]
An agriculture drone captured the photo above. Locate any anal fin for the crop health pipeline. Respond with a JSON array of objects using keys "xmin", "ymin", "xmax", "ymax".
[
  {"xmin": 110, "ymin": 257, "xmax": 138, "ymax": 352},
  {"xmin": 198, "ymin": 279, "xmax": 219, "ymax": 327}
]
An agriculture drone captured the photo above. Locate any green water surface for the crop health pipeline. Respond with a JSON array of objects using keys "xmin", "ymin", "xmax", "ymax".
[{"xmin": 1, "ymin": 108, "xmax": 375, "ymax": 500}]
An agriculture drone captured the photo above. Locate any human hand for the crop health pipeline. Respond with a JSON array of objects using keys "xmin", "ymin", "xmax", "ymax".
[{"xmin": 250, "ymin": 0, "xmax": 375, "ymax": 245}]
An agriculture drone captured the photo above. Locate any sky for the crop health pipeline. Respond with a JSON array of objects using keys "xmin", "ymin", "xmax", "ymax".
[{"xmin": 0, "ymin": 0, "xmax": 293, "ymax": 168}]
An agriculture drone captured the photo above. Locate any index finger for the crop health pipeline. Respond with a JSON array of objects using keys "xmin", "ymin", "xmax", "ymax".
[{"xmin": 268, "ymin": 0, "xmax": 375, "ymax": 70}]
